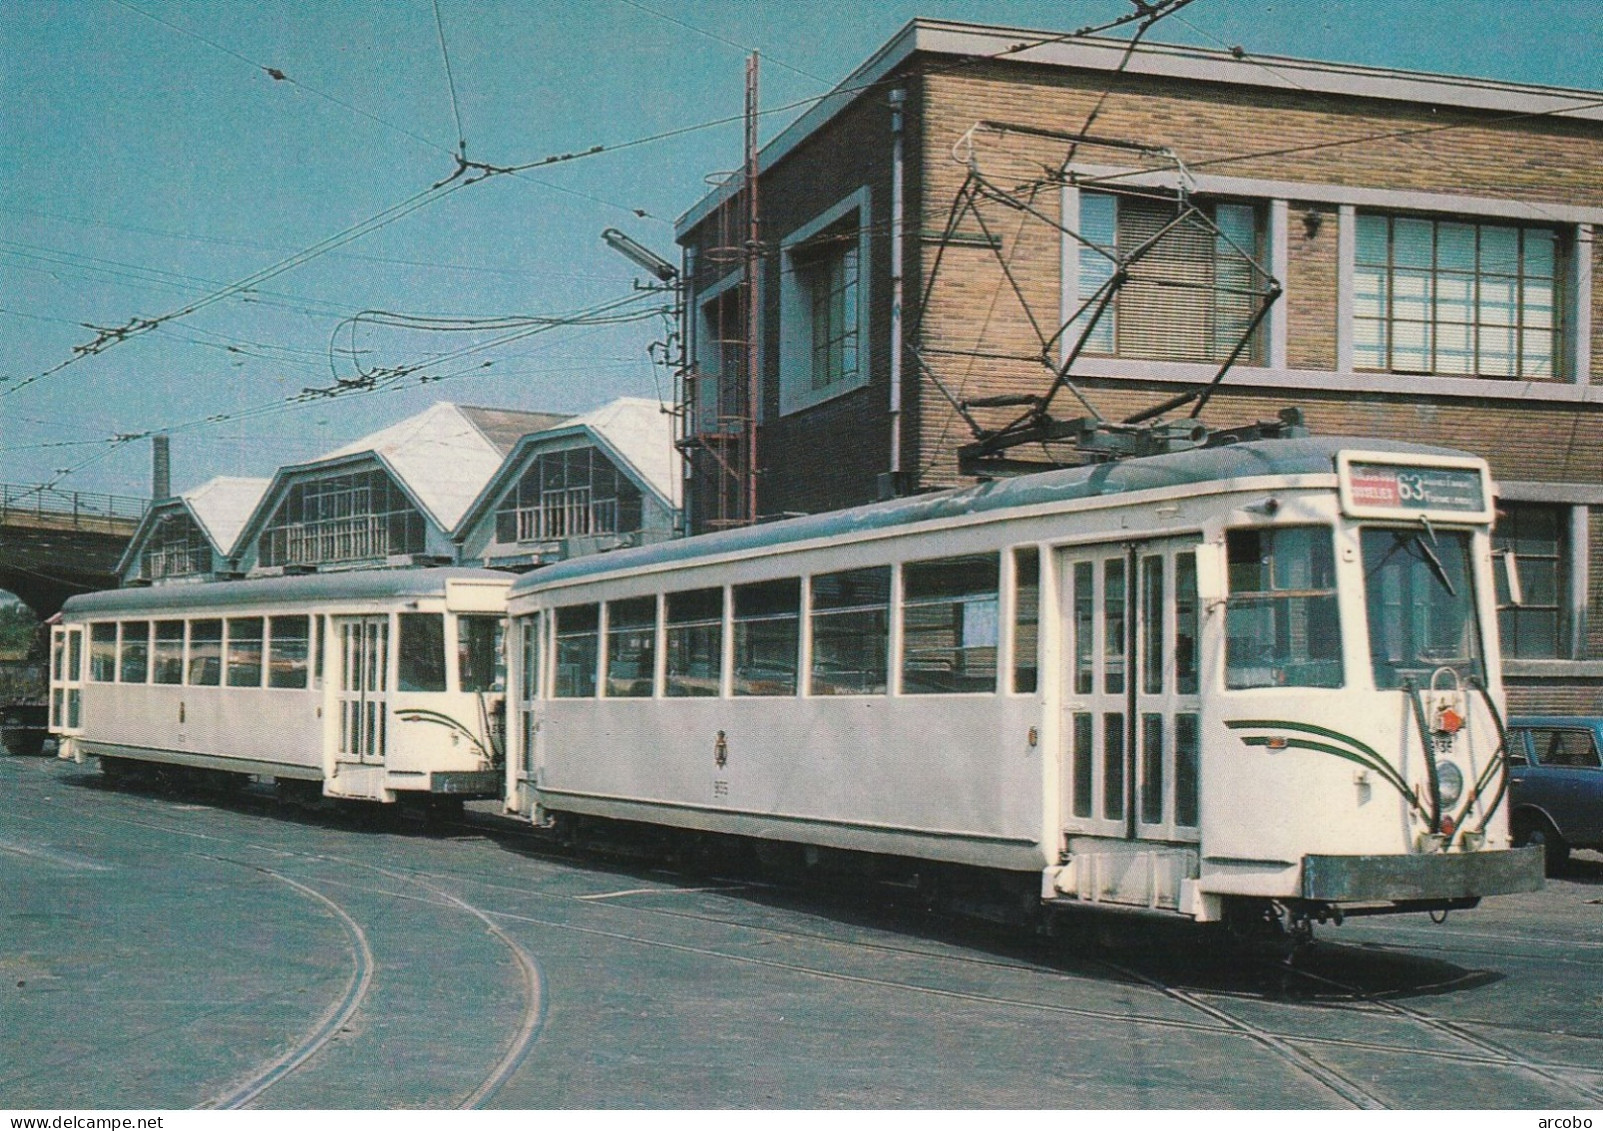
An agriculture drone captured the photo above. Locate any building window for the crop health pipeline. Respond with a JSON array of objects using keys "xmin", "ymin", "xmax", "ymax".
[
  {"xmin": 692, "ymin": 280, "xmax": 748, "ymax": 438},
  {"xmin": 260, "ymin": 469, "xmax": 426, "ymax": 568},
  {"xmin": 493, "ymin": 447, "xmax": 643, "ymax": 546},
  {"xmin": 1495, "ymin": 503, "xmax": 1567, "ymax": 658},
  {"xmin": 779, "ymin": 188, "xmax": 870, "ymax": 416},
  {"xmin": 141, "ymin": 512, "xmax": 213, "ymax": 580},
  {"xmin": 796, "ymin": 232, "xmax": 859, "ymax": 393},
  {"xmin": 1072, "ymin": 192, "xmax": 1266, "ymax": 365},
  {"xmin": 1354, "ymin": 214, "xmax": 1560, "ymax": 378}
]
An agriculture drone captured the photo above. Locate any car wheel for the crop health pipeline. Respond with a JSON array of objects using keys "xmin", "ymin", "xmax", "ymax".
[{"xmin": 1513, "ymin": 811, "xmax": 1570, "ymax": 875}]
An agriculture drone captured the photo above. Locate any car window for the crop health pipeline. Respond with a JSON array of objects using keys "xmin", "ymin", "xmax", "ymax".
[
  {"xmin": 1530, "ymin": 727, "xmax": 1603, "ymax": 769},
  {"xmin": 1505, "ymin": 729, "xmax": 1530, "ymax": 765}
]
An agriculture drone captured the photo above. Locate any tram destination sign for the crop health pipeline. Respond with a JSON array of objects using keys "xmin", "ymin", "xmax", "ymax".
[{"xmin": 1337, "ymin": 452, "xmax": 1492, "ymax": 521}]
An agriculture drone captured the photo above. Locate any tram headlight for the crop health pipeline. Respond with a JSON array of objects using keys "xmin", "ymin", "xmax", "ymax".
[{"xmin": 1435, "ymin": 760, "xmax": 1464, "ymax": 808}]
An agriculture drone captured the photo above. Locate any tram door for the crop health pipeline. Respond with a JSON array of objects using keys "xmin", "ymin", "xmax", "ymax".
[
  {"xmin": 333, "ymin": 616, "xmax": 388, "ymax": 765},
  {"xmin": 516, "ymin": 613, "xmax": 543, "ymax": 786},
  {"xmin": 1059, "ymin": 539, "xmax": 1202, "ymax": 843},
  {"xmin": 50, "ymin": 624, "xmax": 85, "ymax": 735}
]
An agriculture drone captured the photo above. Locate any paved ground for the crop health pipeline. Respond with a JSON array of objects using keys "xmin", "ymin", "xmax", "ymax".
[{"xmin": 2, "ymin": 750, "xmax": 1601, "ymax": 1110}]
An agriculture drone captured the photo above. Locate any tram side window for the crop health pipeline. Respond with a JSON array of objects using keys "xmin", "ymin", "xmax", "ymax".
[
  {"xmin": 606, "ymin": 597, "xmax": 657, "ymax": 698},
  {"xmin": 666, "ymin": 588, "xmax": 723, "ymax": 697},
  {"xmin": 89, "ymin": 624, "xmax": 117, "ymax": 682},
  {"xmin": 1175, "ymin": 552, "xmax": 1199, "ymax": 696},
  {"xmin": 554, "ymin": 604, "xmax": 600, "ymax": 698},
  {"xmin": 188, "ymin": 619, "xmax": 223, "ymax": 686},
  {"xmin": 733, "ymin": 579, "xmax": 800, "ymax": 696},
  {"xmin": 520, "ymin": 615, "xmax": 542, "ymax": 775},
  {"xmin": 152, "ymin": 621, "xmax": 185, "ymax": 684},
  {"xmin": 811, "ymin": 566, "xmax": 891, "ymax": 696},
  {"xmin": 902, "ymin": 554, "xmax": 999, "ymax": 694},
  {"xmin": 268, "ymin": 616, "xmax": 311, "ymax": 689},
  {"xmin": 458, "ymin": 615, "xmax": 505, "ymax": 693},
  {"xmin": 1013, "ymin": 549, "xmax": 1040, "ymax": 694},
  {"xmin": 398, "ymin": 613, "xmax": 447, "ymax": 693},
  {"xmin": 1225, "ymin": 526, "xmax": 1341, "ymax": 689},
  {"xmin": 120, "ymin": 621, "xmax": 150, "ymax": 684},
  {"xmin": 227, "ymin": 618, "xmax": 264, "ymax": 688}
]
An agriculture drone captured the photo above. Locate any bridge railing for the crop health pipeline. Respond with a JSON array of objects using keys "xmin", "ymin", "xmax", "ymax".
[{"xmin": 0, "ymin": 483, "xmax": 150, "ymax": 531}]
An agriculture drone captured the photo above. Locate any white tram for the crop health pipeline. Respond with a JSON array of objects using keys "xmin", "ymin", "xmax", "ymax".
[
  {"xmin": 504, "ymin": 437, "xmax": 1542, "ymax": 928},
  {"xmin": 50, "ymin": 568, "xmax": 510, "ymax": 805}
]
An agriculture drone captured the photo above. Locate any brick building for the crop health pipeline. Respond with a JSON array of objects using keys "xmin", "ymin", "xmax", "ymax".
[{"xmin": 674, "ymin": 18, "xmax": 1603, "ymax": 710}]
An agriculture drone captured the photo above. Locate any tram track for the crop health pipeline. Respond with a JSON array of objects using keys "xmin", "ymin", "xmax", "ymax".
[
  {"xmin": 11, "ymin": 775, "xmax": 548, "ymax": 1109},
  {"xmin": 196, "ymin": 862, "xmax": 375, "ymax": 1110},
  {"xmin": 389, "ymin": 859, "xmax": 1603, "ymax": 1102},
  {"xmin": 345, "ymin": 860, "xmax": 547, "ymax": 1110},
  {"xmin": 15, "ymin": 761, "xmax": 1602, "ymax": 1107},
  {"xmin": 1267, "ymin": 957, "xmax": 1603, "ymax": 1105}
]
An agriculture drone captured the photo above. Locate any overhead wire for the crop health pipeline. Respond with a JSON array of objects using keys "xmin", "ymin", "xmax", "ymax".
[
  {"xmin": 915, "ymin": 0, "xmax": 1195, "ymax": 477},
  {"xmin": 432, "ymin": 0, "xmax": 469, "ymax": 161},
  {"xmin": 0, "ymin": 204, "xmax": 628, "ymax": 282},
  {"xmin": 103, "ymin": 0, "xmax": 657, "ymax": 219},
  {"xmin": 11, "ymin": 287, "xmax": 672, "ymax": 488},
  {"xmin": 0, "ymin": 178, "xmax": 469, "ymax": 402},
  {"xmin": 106, "ymin": 0, "xmax": 451, "ymax": 158}
]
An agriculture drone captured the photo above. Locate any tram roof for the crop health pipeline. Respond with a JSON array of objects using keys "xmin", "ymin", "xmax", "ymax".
[
  {"xmin": 63, "ymin": 567, "xmax": 512, "ymax": 616},
  {"xmin": 511, "ymin": 435, "xmax": 1481, "ymax": 595}
]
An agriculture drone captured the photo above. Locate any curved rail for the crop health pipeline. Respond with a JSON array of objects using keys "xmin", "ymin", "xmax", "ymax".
[
  {"xmin": 351, "ymin": 861, "xmax": 548, "ymax": 1109},
  {"xmin": 198, "ymin": 862, "xmax": 375, "ymax": 1110}
]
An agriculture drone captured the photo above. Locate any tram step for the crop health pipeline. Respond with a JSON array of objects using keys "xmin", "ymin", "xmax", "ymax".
[{"xmin": 1051, "ymin": 847, "xmax": 1199, "ymax": 911}]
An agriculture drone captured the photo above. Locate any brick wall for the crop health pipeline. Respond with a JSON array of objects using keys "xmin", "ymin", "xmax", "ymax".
[
  {"xmin": 911, "ymin": 61, "xmax": 1603, "ymax": 483},
  {"xmin": 679, "ymin": 46, "xmax": 1603, "ymax": 525}
]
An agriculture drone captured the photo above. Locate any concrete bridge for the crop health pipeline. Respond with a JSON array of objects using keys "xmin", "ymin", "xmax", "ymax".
[{"xmin": 0, "ymin": 483, "xmax": 147, "ymax": 616}]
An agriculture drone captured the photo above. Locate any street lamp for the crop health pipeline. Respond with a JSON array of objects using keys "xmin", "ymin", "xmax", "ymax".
[{"xmin": 602, "ymin": 228, "xmax": 678, "ymax": 283}]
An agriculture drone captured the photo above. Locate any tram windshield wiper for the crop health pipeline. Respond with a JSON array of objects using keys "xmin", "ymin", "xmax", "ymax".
[{"xmin": 1415, "ymin": 516, "xmax": 1457, "ymax": 597}]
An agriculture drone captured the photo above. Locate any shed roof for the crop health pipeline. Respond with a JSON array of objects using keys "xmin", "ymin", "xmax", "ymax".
[
  {"xmin": 183, "ymin": 476, "xmax": 272, "ymax": 556},
  {"xmin": 115, "ymin": 475, "xmax": 272, "ymax": 577},
  {"xmin": 301, "ymin": 401, "xmax": 559, "ymax": 531},
  {"xmin": 455, "ymin": 397, "xmax": 680, "ymax": 538}
]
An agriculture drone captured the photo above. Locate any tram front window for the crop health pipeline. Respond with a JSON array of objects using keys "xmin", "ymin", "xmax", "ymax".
[
  {"xmin": 1361, "ymin": 526, "xmax": 1483, "ymax": 690},
  {"xmin": 1225, "ymin": 526, "xmax": 1342, "ymax": 689},
  {"xmin": 458, "ymin": 615, "xmax": 505, "ymax": 693}
]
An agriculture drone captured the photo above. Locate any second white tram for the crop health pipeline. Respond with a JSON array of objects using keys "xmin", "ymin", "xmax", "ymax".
[
  {"xmin": 504, "ymin": 437, "xmax": 1542, "ymax": 928},
  {"xmin": 51, "ymin": 568, "xmax": 511, "ymax": 804}
]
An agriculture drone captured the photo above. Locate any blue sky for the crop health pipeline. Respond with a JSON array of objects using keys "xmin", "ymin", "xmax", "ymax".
[{"xmin": 2, "ymin": 0, "xmax": 1599, "ymax": 499}]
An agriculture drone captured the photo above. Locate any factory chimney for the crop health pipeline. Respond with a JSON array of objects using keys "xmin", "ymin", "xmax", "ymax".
[{"xmin": 152, "ymin": 434, "xmax": 171, "ymax": 501}]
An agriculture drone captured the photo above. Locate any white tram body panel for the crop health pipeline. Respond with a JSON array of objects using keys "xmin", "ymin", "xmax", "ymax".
[
  {"xmin": 50, "ymin": 568, "xmax": 511, "ymax": 803},
  {"xmin": 504, "ymin": 438, "xmax": 1542, "ymax": 922}
]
